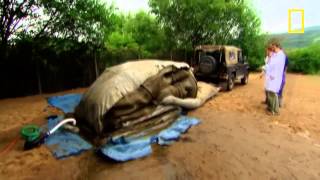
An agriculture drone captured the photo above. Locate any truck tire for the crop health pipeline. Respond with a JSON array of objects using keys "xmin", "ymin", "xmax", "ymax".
[
  {"xmin": 199, "ymin": 56, "xmax": 217, "ymax": 74},
  {"xmin": 227, "ymin": 73, "xmax": 235, "ymax": 91},
  {"xmin": 241, "ymin": 73, "xmax": 249, "ymax": 85}
]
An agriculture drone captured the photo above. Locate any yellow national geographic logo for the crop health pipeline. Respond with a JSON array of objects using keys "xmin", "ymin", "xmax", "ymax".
[{"xmin": 288, "ymin": 9, "xmax": 304, "ymax": 34}]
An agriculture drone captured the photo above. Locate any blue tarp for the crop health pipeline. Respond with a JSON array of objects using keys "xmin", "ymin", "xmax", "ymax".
[
  {"xmin": 45, "ymin": 94, "xmax": 200, "ymax": 161},
  {"xmin": 47, "ymin": 93, "xmax": 82, "ymax": 113},
  {"xmin": 100, "ymin": 138, "xmax": 152, "ymax": 162},
  {"xmin": 100, "ymin": 116, "xmax": 200, "ymax": 161},
  {"xmin": 157, "ymin": 116, "xmax": 200, "ymax": 145},
  {"xmin": 45, "ymin": 116, "xmax": 92, "ymax": 159}
]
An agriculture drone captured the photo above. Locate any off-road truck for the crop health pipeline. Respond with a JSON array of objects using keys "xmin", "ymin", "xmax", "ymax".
[{"xmin": 194, "ymin": 45, "xmax": 249, "ymax": 90}]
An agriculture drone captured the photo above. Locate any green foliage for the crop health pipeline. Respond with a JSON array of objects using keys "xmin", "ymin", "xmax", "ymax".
[
  {"xmin": 0, "ymin": 0, "xmax": 116, "ymax": 97},
  {"xmin": 150, "ymin": 0, "xmax": 221, "ymax": 48},
  {"xmin": 104, "ymin": 11, "xmax": 168, "ymax": 64},
  {"xmin": 149, "ymin": 0, "xmax": 266, "ymax": 69},
  {"xmin": 287, "ymin": 43, "xmax": 320, "ymax": 74},
  {"xmin": 231, "ymin": 5, "xmax": 266, "ymax": 70},
  {"xmin": 150, "ymin": 0, "xmax": 251, "ymax": 45},
  {"xmin": 127, "ymin": 12, "xmax": 167, "ymax": 55},
  {"xmin": 38, "ymin": 0, "xmax": 115, "ymax": 47},
  {"xmin": 0, "ymin": 0, "xmax": 38, "ymax": 45}
]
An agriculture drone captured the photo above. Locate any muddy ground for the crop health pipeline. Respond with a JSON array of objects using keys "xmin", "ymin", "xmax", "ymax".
[{"xmin": 0, "ymin": 73, "xmax": 320, "ymax": 180}]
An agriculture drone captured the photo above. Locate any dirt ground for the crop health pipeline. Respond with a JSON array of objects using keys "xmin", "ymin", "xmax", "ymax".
[{"xmin": 1, "ymin": 73, "xmax": 320, "ymax": 180}]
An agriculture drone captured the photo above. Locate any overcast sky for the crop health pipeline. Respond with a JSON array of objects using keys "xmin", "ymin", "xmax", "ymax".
[{"xmin": 108, "ymin": 0, "xmax": 320, "ymax": 33}]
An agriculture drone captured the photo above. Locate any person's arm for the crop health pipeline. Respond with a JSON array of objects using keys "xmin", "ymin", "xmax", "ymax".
[
  {"xmin": 285, "ymin": 56, "xmax": 289, "ymax": 72},
  {"xmin": 264, "ymin": 56, "xmax": 268, "ymax": 64}
]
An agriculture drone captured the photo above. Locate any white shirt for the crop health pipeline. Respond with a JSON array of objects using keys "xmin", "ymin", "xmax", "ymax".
[{"xmin": 265, "ymin": 50, "xmax": 286, "ymax": 93}]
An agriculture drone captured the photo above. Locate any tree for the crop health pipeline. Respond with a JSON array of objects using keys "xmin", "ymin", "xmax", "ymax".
[
  {"xmin": 1, "ymin": 0, "xmax": 115, "ymax": 61},
  {"xmin": 0, "ymin": 0, "xmax": 39, "ymax": 58},
  {"xmin": 37, "ymin": 0, "xmax": 115, "ymax": 48},
  {"xmin": 105, "ymin": 11, "xmax": 168, "ymax": 61},
  {"xmin": 231, "ymin": 5, "xmax": 266, "ymax": 69},
  {"xmin": 149, "ymin": 0, "xmax": 242, "ymax": 48},
  {"xmin": 149, "ymin": 0, "xmax": 265, "ymax": 69},
  {"xmin": 125, "ymin": 11, "xmax": 166, "ymax": 58}
]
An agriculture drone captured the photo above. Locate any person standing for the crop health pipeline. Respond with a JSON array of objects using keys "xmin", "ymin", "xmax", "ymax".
[
  {"xmin": 277, "ymin": 50, "xmax": 289, "ymax": 107},
  {"xmin": 261, "ymin": 46, "xmax": 274, "ymax": 103},
  {"xmin": 264, "ymin": 42, "xmax": 286, "ymax": 115}
]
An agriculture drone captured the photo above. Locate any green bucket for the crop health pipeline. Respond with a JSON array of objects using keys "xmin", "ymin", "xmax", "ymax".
[{"xmin": 20, "ymin": 125, "xmax": 41, "ymax": 142}]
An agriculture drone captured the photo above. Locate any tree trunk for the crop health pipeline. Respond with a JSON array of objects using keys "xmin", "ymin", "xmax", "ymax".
[
  {"xmin": 0, "ymin": 42, "xmax": 8, "ymax": 61},
  {"xmin": 35, "ymin": 58, "xmax": 42, "ymax": 95},
  {"xmin": 94, "ymin": 52, "xmax": 99, "ymax": 79},
  {"xmin": 184, "ymin": 48, "xmax": 187, "ymax": 61}
]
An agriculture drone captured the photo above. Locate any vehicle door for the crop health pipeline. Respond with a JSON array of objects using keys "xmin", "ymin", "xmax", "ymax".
[{"xmin": 236, "ymin": 50, "xmax": 246, "ymax": 77}]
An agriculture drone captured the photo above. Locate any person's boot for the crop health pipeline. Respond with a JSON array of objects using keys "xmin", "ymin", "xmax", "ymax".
[{"xmin": 279, "ymin": 97, "xmax": 283, "ymax": 108}]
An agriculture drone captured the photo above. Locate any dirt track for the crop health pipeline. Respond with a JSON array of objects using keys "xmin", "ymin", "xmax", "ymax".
[{"xmin": 1, "ymin": 73, "xmax": 320, "ymax": 180}]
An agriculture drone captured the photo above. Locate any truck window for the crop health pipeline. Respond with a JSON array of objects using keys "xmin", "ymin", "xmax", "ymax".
[
  {"xmin": 229, "ymin": 51, "xmax": 236, "ymax": 62},
  {"xmin": 238, "ymin": 51, "xmax": 243, "ymax": 63}
]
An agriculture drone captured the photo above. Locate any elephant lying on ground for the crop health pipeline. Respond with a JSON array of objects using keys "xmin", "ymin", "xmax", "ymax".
[{"xmin": 74, "ymin": 60, "xmax": 219, "ymax": 143}]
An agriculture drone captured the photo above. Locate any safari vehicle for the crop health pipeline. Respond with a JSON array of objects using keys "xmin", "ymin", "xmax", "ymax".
[{"xmin": 194, "ymin": 45, "xmax": 249, "ymax": 90}]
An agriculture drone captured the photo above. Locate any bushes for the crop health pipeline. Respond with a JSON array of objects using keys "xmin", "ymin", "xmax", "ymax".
[{"xmin": 287, "ymin": 43, "xmax": 320, "ymax": 74}]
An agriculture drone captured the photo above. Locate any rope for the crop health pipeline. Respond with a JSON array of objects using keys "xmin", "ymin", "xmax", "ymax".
[{"xmin": 0, "ymin": 136, "xmax": 20, "ymax": 156}]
